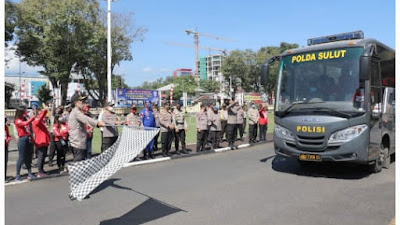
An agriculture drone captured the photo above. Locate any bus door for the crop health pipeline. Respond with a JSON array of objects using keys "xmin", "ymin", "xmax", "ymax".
[
  {"xmin": 368, "ymin": 59, "xmax": 383, "ymax": 161},
  {"xmin": 382, "ymin": 87, "xmax": 395, "ymax": 154}
]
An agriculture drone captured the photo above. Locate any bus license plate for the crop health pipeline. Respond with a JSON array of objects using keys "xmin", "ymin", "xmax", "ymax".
[{"xmin": 299, "ymin": 154, "xmax": 322, "ymax": 162}]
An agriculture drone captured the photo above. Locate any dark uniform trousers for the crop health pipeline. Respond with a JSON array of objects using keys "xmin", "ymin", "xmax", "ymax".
[
  {"xmin": 259, "ymin": 124, "xmax": 268, "ymax": 141},
  {"xmin": 209, "ymin": 131, "xmax": 220, "ymax": 148},
  {"xmin": 161, "ymin": 131, "xmax": 173, "ymax": 154},
  {"xmin": 196, "ymin": 130, "xmax": 208, "ymax": 152},
  {"xmin": 72, "ymin": 147, "xmax": 86, "ymax": 162},
  {"xmin": 153, "ymin": 130, "xmax": 160, "ymax": 151},
  {"xmin": 249, "ymin": 124, "xmax": 258, "ymax": 142},
  {"xmin": 227, "ymin": 124, "xmax": 238, "ymax": 145},
  {"xmin": 220, "ymin": 120, "xmax": 227, "ymax": 141},
  {"xmin": 238, "ymin": 119, "xmax": 246, "ymax": 139},
  {"xmin": 101, "ymin": 136, "xmax": 118, "ymax": 152},
  {"xmin": 174, "ymin": 129, "xmax": 186, "ymax": 151}
]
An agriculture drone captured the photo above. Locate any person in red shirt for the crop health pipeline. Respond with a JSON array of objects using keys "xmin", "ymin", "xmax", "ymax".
[
  {"xmin": 52, "ymin": 114, "xmax": 69, "ymax": 173},
  {"xmin": 259, "ymin": 104, "xmax": 268, "ymax": 142},
  {"xmin": 32, "ymin": 104, "xmax": 51, "ymax": 178},
  {"xmin": 5, "ymin": 118, "xmax": 12, "ymax": 180},
  {"xmin": 14, "ymin": 105, "xmax": 36, "ymax": 181}
]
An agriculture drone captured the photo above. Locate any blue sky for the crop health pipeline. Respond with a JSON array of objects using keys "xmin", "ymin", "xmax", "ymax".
[{"xmin": 5, "ymin": 0, "xmax": 395, "ymax": 87}]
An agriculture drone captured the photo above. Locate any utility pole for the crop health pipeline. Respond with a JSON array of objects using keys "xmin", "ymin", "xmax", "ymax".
[{"xmin": 106, "ymin": 0, "xmax": 119, "ymax": 103}]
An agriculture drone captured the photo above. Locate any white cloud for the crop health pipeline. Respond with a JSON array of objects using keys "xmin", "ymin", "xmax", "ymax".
[{"xmin": 142, "ymin": 67, "xmax": 153, "ymax": 72}]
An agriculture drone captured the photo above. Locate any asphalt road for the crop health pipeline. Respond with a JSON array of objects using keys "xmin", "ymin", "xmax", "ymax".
[{"xmin": 5, "ymin": 143, "xmax": 395, "ymax": 225}]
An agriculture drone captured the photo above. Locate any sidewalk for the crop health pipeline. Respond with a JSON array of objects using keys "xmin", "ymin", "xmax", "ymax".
[{"xmin": 5, "ymin": 133, "xmax": 274, "ymax": 185}]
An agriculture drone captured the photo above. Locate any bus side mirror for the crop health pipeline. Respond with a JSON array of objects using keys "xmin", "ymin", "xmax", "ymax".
[
  {"xmin": 261, "ymin": 63, "xmax": 270, "ymax": 86},
  {"xmin": 359, "ymin": 56, "xmax": 371, "ymax": 80}
]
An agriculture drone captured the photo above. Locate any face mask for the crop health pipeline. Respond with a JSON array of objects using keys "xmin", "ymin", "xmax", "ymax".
[
  {"xmin": 108, "ymin": 107, "xmax": 114, "ymax": 112},
  {"xmin": 58, "ymin": 118, "xmax": 64, "ymax": 123},
  {"xmin": 251, "ymin": 105, "xmax": 256, "ymax": 109},
  {"xmin": 310, "ymin": 87, "xmax": 317, "ymax": 92}
]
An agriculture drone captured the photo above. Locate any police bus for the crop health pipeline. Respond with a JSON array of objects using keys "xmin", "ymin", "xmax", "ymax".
[{"xmin": 261, "ymin": 31, "xmax": 395, "ymax": 173}]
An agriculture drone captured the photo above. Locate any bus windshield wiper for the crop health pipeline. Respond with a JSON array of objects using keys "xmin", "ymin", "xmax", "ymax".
[
  {"xmin": 311, "ymin": 107, "xmax": 352, "ymax": 119},
  {"xmin": 279, "ymin": 101, "xmax": 326, "ymax": 117}
]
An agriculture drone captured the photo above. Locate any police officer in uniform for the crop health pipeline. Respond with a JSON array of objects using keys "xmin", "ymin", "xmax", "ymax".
[
  {"xmin": 209, "ymin": 105, "xmax": 222, "ymax": 150},
  {"xmin": 227, "ymin": 99, "xmax": 240, "ymax": 150},
  {"xmin": 173, "ymin": 103, "xmax": 188, "ymax": 154},
  {"xmin": 160, "ymin": 104, "xmax": 174, "ymax": 157},
  {"xmin": 125, "ymin": 104, "xmax": 142, "ymax": 127},
  {"xmin": 237, "ymin": 105, "xmax": 246, "ymax": 141},
  {"xmin": 140, "ymin": 102, "xmax": 156, "ymax": 159},
  {"xmin": 196, "ymin": 105, "xmax": 208, "ymax": 152},
  {"xmin": 247, "ymin": 102, "xmax": 260, "ymax": 145}
]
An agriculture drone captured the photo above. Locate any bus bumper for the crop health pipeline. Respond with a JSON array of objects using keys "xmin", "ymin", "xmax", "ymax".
[{"xmin": 274, "ymin": 131, "xmax": 369, "ymax": 164}]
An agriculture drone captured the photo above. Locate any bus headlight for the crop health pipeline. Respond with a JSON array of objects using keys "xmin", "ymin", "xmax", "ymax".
[
  {"xmin": 328, "ymin": 124, "xmax": 368, "ymax": 145},
  {"xmin": 275, "ymin": 124, "xmax": 295, "ymax": 141}
]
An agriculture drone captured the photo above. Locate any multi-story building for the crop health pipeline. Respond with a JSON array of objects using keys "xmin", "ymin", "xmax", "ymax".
[{"xmin": 198, "ymin": 54, "xmax": 226, "ymax": 83}]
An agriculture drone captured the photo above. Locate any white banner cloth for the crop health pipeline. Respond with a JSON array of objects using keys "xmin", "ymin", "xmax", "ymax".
[{"xmin": 68, "ymin": 126, "xmax": 159, "ymax": 201}]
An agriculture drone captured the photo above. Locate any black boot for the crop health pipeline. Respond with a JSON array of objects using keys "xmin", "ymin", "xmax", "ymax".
[
  {"xmin": 230, "ymin": 143, "xmax": 235, "ymax": 150},
  {"xmin": 149, "ymin": 152, "xmax": 155, "ymax": 159}
]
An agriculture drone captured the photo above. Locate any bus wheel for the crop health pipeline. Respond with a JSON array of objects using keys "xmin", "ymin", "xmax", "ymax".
[
  {"xmin": 382, "ymin": 147, "xmax": 390, "ymax": 169},
  {"xmin": 369, "ymin": 149, "xmax": 385, "ymax": 173}
]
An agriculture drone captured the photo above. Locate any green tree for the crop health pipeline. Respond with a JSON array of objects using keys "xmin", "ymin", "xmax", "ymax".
[
  {"xmin": 5, "ymin": 0, "xmax": 17, "ymax": 46},
  {"xmin": 5, "ymin": 82, "xmax": 15, "ymax": 109},
  {"xmin": 16, "ymin": 0, "xmax": 101, "ymax": 104},
  {"xmin": 172, "ymin": 76, "xmax": 197, "ymax": 100},
  {"xmin": 81, "ymin": 11, "xmax": 147, "ymax": 105},
  {"xmin": 112, "ymin": 74, "xmax": 129, "ymax": 89},
  {"xmin": 200, "ymin": 79, "xmax": 220, "ymax": 93},
  {"xmin": 36, "ymin": 84, "xmax": 52, "ymax": 104}
]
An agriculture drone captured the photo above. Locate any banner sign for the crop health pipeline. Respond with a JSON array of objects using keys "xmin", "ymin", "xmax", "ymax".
[
  {"xmin": 244, "ymin": 93, "xmax": 263, "ymax": 104},
  {"xmin": 116, "ymin": 89, "xmax": 159, "ymax": 107}
]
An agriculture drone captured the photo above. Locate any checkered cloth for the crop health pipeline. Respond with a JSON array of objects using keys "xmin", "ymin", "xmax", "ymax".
[{"xmin": 68, "ymin": 126, "xmax": 159, "ymax": 201}]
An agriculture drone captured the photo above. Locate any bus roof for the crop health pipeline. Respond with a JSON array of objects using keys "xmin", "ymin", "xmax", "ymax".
[{"xmin": 281, "ymin": 38, "xmax": 394, "ymax": 56}]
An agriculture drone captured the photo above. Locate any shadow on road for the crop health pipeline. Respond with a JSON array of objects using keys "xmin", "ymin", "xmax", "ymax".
[
  {"xmin": 268, "ymin": 155, "xmax": 372, "ymax": 180},
  {"xmin": 89, "ymin": 179, "xmax": 133, "ymax": 196},
  {"xmin": 99, "ymin": 188, "xmax": 186, "ymax": 225}
]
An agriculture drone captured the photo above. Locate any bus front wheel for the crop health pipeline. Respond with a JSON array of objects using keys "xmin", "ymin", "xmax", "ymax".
[{"xmin": 368, "ymin": 147, "xmax": 389, "ymax": 173}]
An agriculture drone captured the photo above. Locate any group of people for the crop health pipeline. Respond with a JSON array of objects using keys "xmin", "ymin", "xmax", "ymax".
[
  {"xmin": 196, "ymin": 100, "xmax": 269, "ymax": 151},
  {"xmin": 5, "ymin": 91, "xmax": 269, "ymax": 182}
]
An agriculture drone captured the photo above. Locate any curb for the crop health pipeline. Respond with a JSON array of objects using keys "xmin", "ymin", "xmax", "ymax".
[{"xmin": 5, "ymin": 140, "xmax": 273, "ymax": 186}]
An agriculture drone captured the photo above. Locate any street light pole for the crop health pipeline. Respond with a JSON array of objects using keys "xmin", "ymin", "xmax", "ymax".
[{"xmin": 107, "ymin": 0, "xmax": 112, "ymax": 103}]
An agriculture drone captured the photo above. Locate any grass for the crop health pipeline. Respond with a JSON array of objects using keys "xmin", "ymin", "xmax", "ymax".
[{"xmin": 8, "ymin": 113, "xmax": 275, "ymax": 153}]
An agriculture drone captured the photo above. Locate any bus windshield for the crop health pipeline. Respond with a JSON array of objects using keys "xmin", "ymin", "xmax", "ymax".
[{"xmin": 275, "ymin": 47, "xmax": 365, "ymax": 118}]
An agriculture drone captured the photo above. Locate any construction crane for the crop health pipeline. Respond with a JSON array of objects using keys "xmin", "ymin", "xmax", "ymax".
[
  {"xmin": 165, "ymin": 42, "xmax": 229, "ymax": 55},
  {"xmin": 184, "ymin": 29, "xmax": 234, "ymax": 88}
]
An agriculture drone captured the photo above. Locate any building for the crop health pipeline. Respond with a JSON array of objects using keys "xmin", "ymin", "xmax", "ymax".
[
  {"xmin": 5, "ymin": 72, "xmax": 86, "ymax": 107},
  {"xmin": 173, "ymin": 68, "xmax": 193, "ymax": 78},
  {"xmin": 198, "ymin": 54, "xmax": 225, "ymax": 83}
]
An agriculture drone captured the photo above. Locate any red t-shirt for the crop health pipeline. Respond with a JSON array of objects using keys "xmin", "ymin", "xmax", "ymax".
[
  {"xmin": 32, "ymin": 110, "xmax": 51, "ymax": 148},
  {"xmin": 52, "ymin": 123, "xmax": 69, "ymax": 142},
  {"xmin": 14, "ymin": 116, "xmax": 35, "ymax": 137},
  {"xmin": 259, "ymin": 108, "xmax": 268, "ymax": 125}
]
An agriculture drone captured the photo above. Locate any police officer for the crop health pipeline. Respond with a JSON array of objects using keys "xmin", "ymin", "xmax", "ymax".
[
  {"xmin": 247, "ymin": 102, "xmax": 260, "ymax": 145},
  {"xmin": 209, "ymin": 105, "xmax": 222, "ymax": 150},
  {"xmin": 160, "ymin": 104, "xmax": 174, "ymax": 157},
  {"xmin": 152, "ymin": 104, "xmax": 160, "ymax": 151},
  {"xmin": 68, "ymin": 94, "xmax": 105, "ymax": 162},
  {"xmin": 196, "ymin": 105, "xmax": 208, "ymax": 152},
  {"xmin": 173, "ymin": 103, "xmax": 188, "ymax": 155},
  {"xmin": 125, "ymin": 104, "xmax": 142, "ymax": 127},
  {"xmin": 220, "ymin": 104, "xmax": 228, "ymax": 142},
  {"xmin": 237, "ymin": 105, "xmax": 246, "ymax": 141},
  {"xmin": 227, "ymin": 99, "xmax": 240, "ymax": 150},
  {"xmin": 140, "ymin": 102, "xmax": 156, "ymax": 159},
  {"xmin": 100, "ymin": 102, "xmax": 121, "ymax": 152}
]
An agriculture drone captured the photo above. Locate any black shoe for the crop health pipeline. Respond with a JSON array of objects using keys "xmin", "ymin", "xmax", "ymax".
[
  {"xmin": 162, "ymin": 153, "xmax": 167, "ymax": 157},
  {"xmin": 149, "ymin": 153, "xmax": 155, "ymax": 159},
  {"xmin": 217, "ymin": 145, "xmax": 223, "ymax": 148},
  {"xmin": 230, "ymin": 144, "xmax": 235, "ymax": 150},
  {"xmin": 175, "ymin": 151, "xmax": 181, "ymax": 155},
  {"xmin": 166, "ymin": 152, "xmax": 172, "ymax": 156},
  {"xmin": 181, "ymin": 150, "xmax": 189, "ymax": 154}
]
